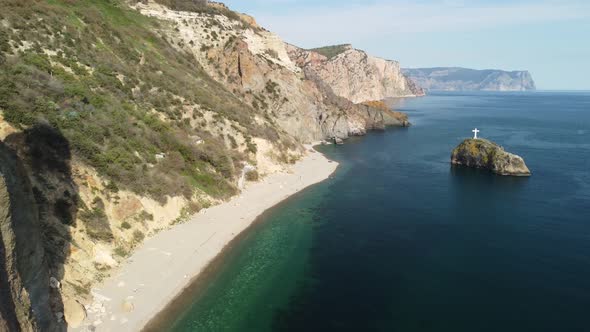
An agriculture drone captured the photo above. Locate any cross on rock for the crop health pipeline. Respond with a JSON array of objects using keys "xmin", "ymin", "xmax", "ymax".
[{"xmin": 472, "ymin": 128, "xmax": 480, "ymax": 139}]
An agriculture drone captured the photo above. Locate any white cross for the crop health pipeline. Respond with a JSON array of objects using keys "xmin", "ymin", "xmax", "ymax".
[{"xmin": 472, "ymin": 128, "xmax": 480, "ymax": 139}]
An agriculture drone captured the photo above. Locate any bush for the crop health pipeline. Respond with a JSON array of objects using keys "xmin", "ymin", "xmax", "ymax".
[
  {"xmin": 113, "ymin": 246, "xmax": 128, "ymax": 257},
  {"xmin": 133, "ymin": 230, "xmax": 145, "ymax": 242},
  {"xmin": 245, "ymin": 170, "xmax": 259, "ymax": 181},
  {"xmin": 80, "ymin": 207, "xmax": 113, "ymax": 242}
]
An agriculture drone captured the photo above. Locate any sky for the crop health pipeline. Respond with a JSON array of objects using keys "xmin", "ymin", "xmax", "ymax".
[{"xmin": 222, "ymin": 0, "xmax": 590, "ymax": 90}]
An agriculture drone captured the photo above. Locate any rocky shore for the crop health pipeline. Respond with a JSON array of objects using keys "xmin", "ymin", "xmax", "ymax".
[{"xmin": 451, "ymin": 138, "xmax": 531, "ymax": 176}]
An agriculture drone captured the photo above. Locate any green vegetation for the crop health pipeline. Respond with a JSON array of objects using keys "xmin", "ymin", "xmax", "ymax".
[
  {"xmin": 309, "ymin": 44, "xmax": 351, "ymax": 60},
  {"xmin": 0, "ymin": 0, "xmax": 284, "ymax": 202},
  {"xmin": 149, "ymin": 0, "xmax": 242, "ymax": 23},
  {"xmin": 264, "ymin": 49, "xmax": 279, "ymax": 60},
  {"xmin": 245, "ymin": 170, "xmax": 259, "ymax": 181},
  {"xmin": 67, "ymin": 281, "xmax": 91, "ymax": 296},
  {"xmin": 80, "ymin": 206, "xmax": 113, "ymax": 242},
  {"xmin": 133, "ymin": 230, "xmax": 145, "ymax": 242},
  {"xmin": 113, "ymin": 246, "xmax": 129, "ymax": 257}
]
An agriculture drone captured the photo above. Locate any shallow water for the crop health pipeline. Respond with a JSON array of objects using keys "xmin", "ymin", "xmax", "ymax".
[{"xmin": 166, "ymin": 91, "xmax": 590, "ymax": 332}]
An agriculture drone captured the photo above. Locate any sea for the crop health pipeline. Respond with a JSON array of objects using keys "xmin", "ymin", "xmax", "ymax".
[{"xmin": 154, "ymin": 91, "xmax": 590, "ymax": 332}]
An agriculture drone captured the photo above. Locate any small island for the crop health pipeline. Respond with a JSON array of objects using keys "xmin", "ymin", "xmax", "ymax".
[{"xmin": 451, "ymin": 138, "xmax": 531, "ymax": 176}]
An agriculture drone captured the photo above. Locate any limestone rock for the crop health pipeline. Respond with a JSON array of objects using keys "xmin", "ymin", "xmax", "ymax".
[
  {"xmin": 121, "ymin": 300, "xmax": 135, "ymax": 313},
  {"xmin": 49, "ymin": 276, "xmax": 61, "ymax": 289},
  {"xmin": 451, "ymin": 139, "xmax": 531, "ymax": 176},
  {"xmin": 289, "ymin": 44, "xmax": 425, "ymax": 103},
  {"xmin": 63, "ymin": 298, "xmax": 86, "ymax": 328},
  {"xmin": 333, "ymin": 137, "xmax": 344, "ymax": 145}
]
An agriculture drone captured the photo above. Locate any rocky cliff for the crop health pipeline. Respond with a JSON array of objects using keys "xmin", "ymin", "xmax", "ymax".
[
  {"xmin": 134, "ymin": 2, "xmax": 414, "ymax": 141},
  {"xmin": 0, "ymin": 138, "xmax": 63, "ymax": 331},
  {"xmin": 403, "ymin": 67, "xmax": 536, "ymax": 91},
  {"xmin": 451, "ymin": 139, "xmax": 531, "ymax": 176},
  {"xmin": 289, "ymin": 44, "xmax": 425, "ymax": 103},
  {"xmin": 0, "ymin": 0, "xmax": 420, "ymax": 328}
]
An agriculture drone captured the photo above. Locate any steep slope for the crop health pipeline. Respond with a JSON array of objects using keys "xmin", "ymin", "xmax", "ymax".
[
  {"xmin": 1, "ymin": 140, "xmax": 62, "ymax": 331},
  {"xmin": 0, "ymin": 0, "xmax": 417, "ymax": 328},
  {"xmin": 135, "ymin": 1, "xmax": 411, "ymax": 140},
  {"xmin": 289, "ymin": 44, "xmax": 425, "ymax": 103},
  {"xmin": 403, "ymin": 67, "xmax": 536, "ymax": 91},
  {"xmin": 0, "ymin": 0, "xmax": 301, "ymax": 325}
]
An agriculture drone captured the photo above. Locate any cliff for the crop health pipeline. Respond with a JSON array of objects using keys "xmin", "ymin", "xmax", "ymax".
[
  {"xmin": 289, "ymin": 44, "xmax": 425, "ymax": 103},
  {"xmin": 0, "ymin": 0, "xmax": 419, "ymax": 327},
  {"xmin": 403, "ymin": 67, "xmax": 536, "ymax": 91},
  {"xmin": 0, "ymin": 139, "xmax": 63, "ymax": 331},
  {"xmin": 451, "ymin": 139, "xmax": 531, "ymax": 176},
  {"xmin": 134, "ymin": 2, "xmax": 414, "ymax": 141}
]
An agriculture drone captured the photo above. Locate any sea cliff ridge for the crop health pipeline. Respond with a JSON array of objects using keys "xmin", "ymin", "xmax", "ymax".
[
  {"xmin": 403, "ymin": 67, "xmax": 536, "ymax": 91},
  {"xmin": 0, "ymin": 0, "xmax": 422, "ymax": 330}
]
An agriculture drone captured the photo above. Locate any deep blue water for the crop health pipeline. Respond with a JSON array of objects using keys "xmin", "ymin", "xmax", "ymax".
[{"xmin": 165, "ymin": 91, "xmax": 590, "ymax": 331}]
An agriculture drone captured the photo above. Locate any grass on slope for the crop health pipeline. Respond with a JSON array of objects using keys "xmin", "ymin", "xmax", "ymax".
[
  {"xmin": 0, "ymin": 0, "xmax": 279, "ymax": 202},
  {"xmin": 308, "ymin": 44, "xmax": 351, "ymax": 60}
]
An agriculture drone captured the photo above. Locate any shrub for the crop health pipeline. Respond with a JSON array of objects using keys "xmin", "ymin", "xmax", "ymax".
[
  {"xmin": 113, "ymin": 246, "xmax": 128, "ymax": 257},
  {"xmin": 264, "ymin": 49, "xmax": 279, "ymax": 59},
  {"xmin": 80, "ymin": 207, "xmax": 114, "ymax": 242},
  {"xmin": 245, "ymin": 170, "xmax": 259, "ymax": 181},
  {"xmin": 133, "ymin": 230, "xmax": 145, "ymax": 242}
]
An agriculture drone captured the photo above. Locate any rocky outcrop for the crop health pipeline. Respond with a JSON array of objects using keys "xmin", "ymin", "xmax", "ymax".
[
  {"xmin": 135, "ymin": 2, "xmax": 414, "ymax": 143},
  {"xmin": 451, "ymin": 139, "xmax": 531, "ymax": 176},
  {"xmin": 403, "ymin": 67, "xmax": 536, "ymax": 91},
  {"xmin": 288, "ymin": 44, "xmax": 425, "ymax": 103},
  {"xmin": 0, "ymin": 140, "xmax": 63, "ymax": 331},
  {"xmin": 0, "ymin": 2, "xmax": 422, "ymax": 329}
]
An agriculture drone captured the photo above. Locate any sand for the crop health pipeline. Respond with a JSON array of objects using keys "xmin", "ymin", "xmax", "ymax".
[{"xmin": 71, "ymin": 145, "xmax": 337, "ymax": 332}]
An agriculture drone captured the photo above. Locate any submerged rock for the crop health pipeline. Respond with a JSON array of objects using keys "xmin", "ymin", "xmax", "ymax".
[{"xmin": 451, "ymin": 138, "xmax": 531, "ymax": 176}]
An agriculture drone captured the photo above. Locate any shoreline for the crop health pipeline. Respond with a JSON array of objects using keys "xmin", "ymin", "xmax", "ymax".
[{"xmin": 72, "ymin": 144, "xmax": 338, "ymax": 332}]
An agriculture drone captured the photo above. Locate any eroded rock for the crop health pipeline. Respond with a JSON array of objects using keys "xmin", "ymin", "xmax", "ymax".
[
  {"xmin": 451, "ymin": 138, "xmax": 531, "ymax": 176},
  {"xmin": 63, "ymin": 298, "xmax": 86, "ymax": 328}
]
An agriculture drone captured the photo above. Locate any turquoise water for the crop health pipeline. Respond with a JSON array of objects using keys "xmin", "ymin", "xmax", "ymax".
[{"xmin": 167, "ymin": 91, "xmax": 590, "ymax": 331}]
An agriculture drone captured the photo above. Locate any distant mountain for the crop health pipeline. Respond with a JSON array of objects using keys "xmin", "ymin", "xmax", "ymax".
[{"xmin": 402, "ymin": 67, "xmax": 536, "ymax": 91}]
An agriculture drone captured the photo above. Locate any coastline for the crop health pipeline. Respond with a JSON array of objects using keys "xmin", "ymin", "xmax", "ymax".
[{"xmin": 72, "ymin": 144, "xmax": 338, "ymax": 332}]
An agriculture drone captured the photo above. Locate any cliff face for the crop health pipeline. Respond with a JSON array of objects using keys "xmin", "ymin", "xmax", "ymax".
[
  {"xmin": 289, "ymin": 44, "xmax": 425, "ymax": 103},
  {"xmin": 0, "ymin": 0, "xmax": 420, "ymax": 327},
  {"xmin": 135, "ymin": 2, "xmax": 413, "ymax": 141},
  {"xmin": 403, "ymin": 67, "xmax": 536, "ymax": 91},
  {"xmin": 0, "ymin": 139, "xmax": 63, "ymax": 331},
  {"xmin": 451, "ymin": 139, "xmax": 531, "ymax": 176}
]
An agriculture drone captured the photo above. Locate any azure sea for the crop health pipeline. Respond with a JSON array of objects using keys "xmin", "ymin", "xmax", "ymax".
[{"xmin": 162, "ymin": 91, "xmax": 590, "ymax": 332}]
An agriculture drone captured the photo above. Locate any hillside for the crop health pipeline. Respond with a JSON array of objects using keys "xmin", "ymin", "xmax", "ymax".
[
  {"xmin": 402, "ymin": 67, "xmax": 536, "ymax": 91},
  {"xmin": 0, "ymin": 0, "xmax": 420, "ymax": 329}
]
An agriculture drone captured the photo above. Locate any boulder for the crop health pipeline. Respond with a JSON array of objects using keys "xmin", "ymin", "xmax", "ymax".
[
  {"xmin": 63, "ymin": 298, "xmax": 86, "ymax": 328},
  {"xmin": 121, "ymin": 300, "xmax": 135, "ymax": 313},
  {"xmin": 451, "ymin": 138, "xmax": 531, "ymax": 176}
]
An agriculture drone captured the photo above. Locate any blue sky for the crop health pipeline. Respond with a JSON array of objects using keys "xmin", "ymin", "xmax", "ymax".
[{"xmin": 222, "ymin": 0, "xmax": 590, "ymax": 90}]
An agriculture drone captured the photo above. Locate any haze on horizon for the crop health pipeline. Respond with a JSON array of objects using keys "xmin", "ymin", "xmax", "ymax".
[{"xmin": 223, "ymin": 0, "xmax": 590, "ymax": 91}]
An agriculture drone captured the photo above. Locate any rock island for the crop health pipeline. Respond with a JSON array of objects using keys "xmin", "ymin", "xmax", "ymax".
[{"xmin": 451, "ymin": 138, "xmax": 531, "ymax": 176}]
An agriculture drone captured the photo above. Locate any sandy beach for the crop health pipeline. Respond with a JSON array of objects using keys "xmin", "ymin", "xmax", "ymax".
[{"xmin": 71, "ymin": 145, "xmax": 338, "ymax": 332}]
